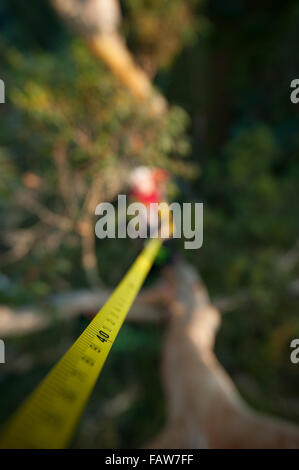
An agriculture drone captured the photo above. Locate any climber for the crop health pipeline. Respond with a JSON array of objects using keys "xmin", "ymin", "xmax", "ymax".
[{"xmin": 129, "ymin": 166, "xmax": 172, "ymax": 237}]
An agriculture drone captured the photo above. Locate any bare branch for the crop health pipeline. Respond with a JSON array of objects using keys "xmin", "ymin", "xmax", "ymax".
[
  {"xmin": 77, "ymin": 165, "xmax": 129, "ymax": 287},
  {"xmin": 0, "ymin": 284, "xmax": 165, "ymax": 338},
  {"xmin": 147, "ymin": 261, "xmax": 299, "ymax": 449},
  {"xmin": 49, "ymin": 0, "xmax": 166, "ymax": 111},
  {"xmin": 15, "ymin": 190, "xmax": 73, "ymax": 231},
  {"xmin": 49, "ymin": 0, "xmax": 121, "ymax": 36},
  {"xmin": 52, "ymin": 140, "xmax": 77, "ymax": 217}
]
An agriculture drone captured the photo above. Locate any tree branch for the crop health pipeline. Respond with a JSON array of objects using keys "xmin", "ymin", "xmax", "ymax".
[
  {"xmin": 49, "ymin": 0, "xmax": 166, "ymax": 111},
  {"xmin": 147, "ymin": 260, "xmax": 299, "ymax": 449},
  {"xmin": 0, "ymin": 284, "xmax": 165, "ymax": 338}
]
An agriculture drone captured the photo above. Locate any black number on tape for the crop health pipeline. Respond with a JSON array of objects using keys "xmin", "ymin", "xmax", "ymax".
[{"xmin": 97, "ymin": 330, "xmax": 109, "ymax": 343}]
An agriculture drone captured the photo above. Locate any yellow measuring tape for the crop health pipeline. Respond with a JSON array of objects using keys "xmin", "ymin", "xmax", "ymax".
[{"xmin": 0, "ymin": 237, "xmax": 162, "ymax": 449}]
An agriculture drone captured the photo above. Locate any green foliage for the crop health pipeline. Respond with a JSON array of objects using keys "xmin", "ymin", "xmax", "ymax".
[
  {"xmin": 123, "ymin": 0, "xmax": 202, "ymax": 71},
  {"xmin": 5, "ymin": 42, "xmax": 190, "ymax": 172},
  {"xmin": 0, "ymin": 40, "xmax": 191, "ymax": 301}
]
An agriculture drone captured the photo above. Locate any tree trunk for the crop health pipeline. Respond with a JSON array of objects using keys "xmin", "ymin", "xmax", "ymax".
[{"xmin": 147, "ymin": 260, "xmax": 299, "ymax": 449}]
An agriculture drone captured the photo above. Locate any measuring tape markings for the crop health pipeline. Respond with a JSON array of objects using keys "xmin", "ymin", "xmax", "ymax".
[{"xmin": 0, "ymin": 237, "xmax": 162, "ymax": 449}]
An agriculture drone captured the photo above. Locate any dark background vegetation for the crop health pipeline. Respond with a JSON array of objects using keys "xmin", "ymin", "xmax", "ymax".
[{"xmin": 0, "ymin": 0, "xmax": 299, "ymax": 447}]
